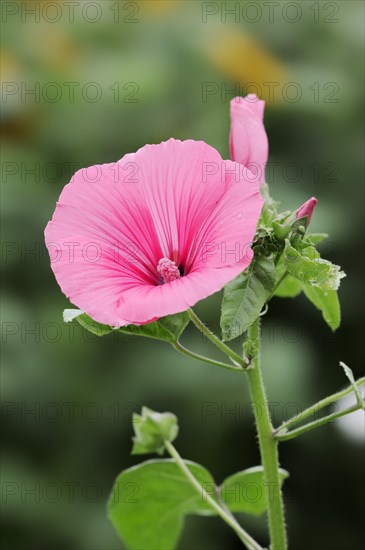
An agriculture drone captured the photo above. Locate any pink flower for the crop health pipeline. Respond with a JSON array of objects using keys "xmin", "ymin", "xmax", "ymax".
[
  {"xmin": 45, "ymin": 139, "xmax": 263, "ymax": 326},
  {"xmin": 296, "ymin": 197, "xmax": 318, "ymax": 223},
  {"xmin": 229, "ymin": 94, "xmax": 269, "ymax": 182}
]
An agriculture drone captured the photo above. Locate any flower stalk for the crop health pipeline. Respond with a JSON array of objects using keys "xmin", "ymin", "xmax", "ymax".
[
  {"xmin": 187, "ymin": 308, "xmax": 246, "ymax": 368},
  {"xmin": 172, "ymin": 341, "xmax": 245, "ymax": 374}
]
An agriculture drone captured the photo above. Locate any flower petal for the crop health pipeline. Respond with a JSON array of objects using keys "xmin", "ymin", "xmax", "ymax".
[
  {"xmin": 117, "ymin": 257, "xmax": 253, "ymax": 325},
  {"xmin": 120, "ymin": 139, "xmax": 234, "ymax": 268},
  {"xmin": 186, "ymin": 160, "xmax": 263, "ymax": 272}
]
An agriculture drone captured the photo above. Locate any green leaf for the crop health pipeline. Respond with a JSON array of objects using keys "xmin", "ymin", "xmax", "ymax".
[
  {"xmin": 272, "ymin": 221, "xmax": 291, "ymax": 241},
  {"xmin": 303, "ymin": 286, "xmax": 341, "ymax": 331},
  {"xmin": 221, "ymin": 256, "xmax": 276, "ymax": 341},
  {"xmin": 108, "ymin": 459, "xmax": 289, "ymax": 549},
  {"xmin": 155, "ymin": 313, "xmax": 190, "ymax": 341},
  {"xmin": 306, "ymin": 233, "xmax": 329, "ymax": 244},
  {"xmin": 284, "ymin": 244, "xmax": 345, "ymax": 291},
  {"xmin": 64, "ymin": 309, "xmax": 189, "ymax": 342},
  {"xmin": 108, "ymin": 459, "xmax": 215, "ymax": 550},
  {"xmin": 220, "ymin": 466, "xmax": 289, "ymax": 516},
  {"xmin": 274, "ymin": 257, "xmax": 302, "ymax": 298},
  {"xmin": 113, "ymin": 313, "xmax": 190, "ymax": 342},
  {"xmin": 275, "ymin": 275, "xmax": 302, "ymax": 298},
  {"xmin": 64, "ymin": 309, "xmax": 114, "ymax": 335},
  {"xmin": 272, "ymin": 244, "xmax": 343, "ymax": 329},
  {"xmin": 75, "ymin": 313, "xmax": 115, "ymax": 336},
  {"xmin": 132, "ymin": 407, "xmax": 179, "ymax": 456}
]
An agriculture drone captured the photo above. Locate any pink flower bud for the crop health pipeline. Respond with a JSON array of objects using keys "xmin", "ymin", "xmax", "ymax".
[
  {"xmin": 296, "ymin": 197, "xmax": 318, "ymax": 223},
  {"xmin": 229, "ymin": 94, "xmax": 268, "ymax": 183}
]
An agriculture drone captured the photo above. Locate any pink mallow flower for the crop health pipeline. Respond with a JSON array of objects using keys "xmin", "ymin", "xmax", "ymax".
[
  {"xmin": 45, "ymin": 139, "xmax": 263, "ymax": 326},
  {"xmin": 296, "ymin": 197, "xmax": 318, "ymax": 223},
  {"xmin": 230, "ymin": 94, "xmax": 269, "ymax": 182}
]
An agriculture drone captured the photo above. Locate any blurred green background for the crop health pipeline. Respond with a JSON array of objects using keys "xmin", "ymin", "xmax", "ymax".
[{"xmin": 1, "ymin": 1, "xmax": 364, "ymax": 549}]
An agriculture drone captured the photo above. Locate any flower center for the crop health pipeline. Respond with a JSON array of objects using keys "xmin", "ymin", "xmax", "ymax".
[{"xmin": 157, "ymin": 257, "xmax": 181, "ymax": 284}]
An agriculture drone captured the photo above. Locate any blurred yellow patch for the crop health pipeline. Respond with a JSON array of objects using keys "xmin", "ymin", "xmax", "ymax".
[
  {"xmin": 0, "ymin": 50, "xmax": 22, "ymax": 82},
  {"xmin": 22, "ymin": 25, "xmax": 80, "ymax": 74},
  {"xmin": 137, "ymin": 0, "xmax": 182, "ymax": 15},
  {"xmin": 205, "ymin": 29, "xmax": 289, "ymax": 103}
]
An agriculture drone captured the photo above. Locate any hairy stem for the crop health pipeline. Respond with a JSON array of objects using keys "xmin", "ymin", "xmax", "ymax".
[
  {"xmin": 246, "ymin": 318, "xmax": 287, "ymax": 550},
  {"xmin": 165, "ymin": 441, "xmax": 264, "ymax": 550},
  {"xmin": 188, "ymin": 308, "xmax": 245, "ymax": 368},
  {"xmin": 172, "ymin": 341, "xmax": 245, "ymax": 374}
]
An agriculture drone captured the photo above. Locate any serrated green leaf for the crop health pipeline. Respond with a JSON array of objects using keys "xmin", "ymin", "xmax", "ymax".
[
  {"xmin": 285, "ymin": 244, "xmax": 345, "ymax": 291},
  {"xmin": 220, "ymin": 466, "xmax": 289, "ymax": 516},
  {"xmin": 303, "ymin": 286, "xmax": 340, "ymax": 331},
  {"xmin": 108, "ymin": 460, "xmax": 215, "ymax": 550},
  {"xmin": 64, "ymin": 309, "xmax": 190, "ymax": 342},
  {"xmin": 132, "ymin": 407, "xmax": 179, "ymax": 456},
  {"xmin": 221, "ymin": 256, "xmax": 276, "ymax": 341}
]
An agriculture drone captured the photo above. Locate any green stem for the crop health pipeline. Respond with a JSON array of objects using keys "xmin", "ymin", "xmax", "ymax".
[
  {"xmin": 172, "ymin": 341, "xmax": 244, "ymax": 374},
  {"xmin": 274, "ymin": 403, "xmax": 363, "ymax": 442},
  {"xmin": 188, "ymin": 308, "xmax": 245, "ymax": 368},
  {"xmin": 274, "ymin": 376, "xmax": 365, "ymax": 434},
  {"xmin": 246, "ymin": 318, "xmax": 287, "ymax": 550},
  {"xmin": 165, "ymin": 441, "xmax": 264, "ymax": 550}
]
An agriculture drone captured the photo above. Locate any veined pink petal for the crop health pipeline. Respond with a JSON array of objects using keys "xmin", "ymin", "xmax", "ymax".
[
  {"xmin": 229, "ymin": 94, "xmax": 268, "ymax": 182},
  {"xmin": 45, "ymin": 139, "xmax": 263, "ymax": 325},
  {"xmin": 118, "ymin": 258, "xmax": 253, "ymax": 324},
  {"xmin": 186, "ymin": 160, "xmax": 262, "ymax": 272}
]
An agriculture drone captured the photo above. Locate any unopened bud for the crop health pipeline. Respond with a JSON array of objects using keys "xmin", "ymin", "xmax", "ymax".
[{"xmin": 296, "ymin": 197, "xmax": 318, "ymax": 224}]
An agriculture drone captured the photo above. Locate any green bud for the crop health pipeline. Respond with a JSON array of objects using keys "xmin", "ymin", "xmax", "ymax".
[
  {"xmin": 273, "ymin": 221, "xmax": 291, "ymax": 241},
  {"xmin": 132, "ymin": 407, "xmax": 179, "ymax": 456},
  {"xmin": 291, "ymin": 218, "xmax": 308, "ymax": 234}
]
